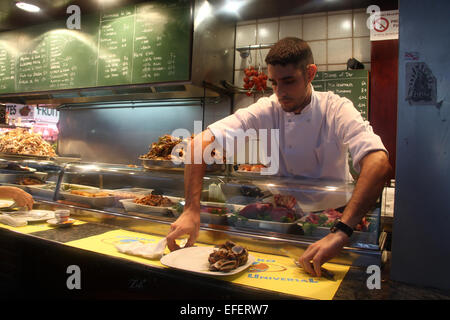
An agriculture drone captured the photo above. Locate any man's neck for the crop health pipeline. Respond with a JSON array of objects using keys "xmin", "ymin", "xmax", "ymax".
[{"xmin": 293, "ymin": 86, "xmax": 312, "ymax": 114}]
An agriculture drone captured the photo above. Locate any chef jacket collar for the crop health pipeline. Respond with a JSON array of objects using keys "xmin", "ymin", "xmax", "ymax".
[{"xmin": 283, "ymin": 85, "xmax": 315, "ymax": 117}]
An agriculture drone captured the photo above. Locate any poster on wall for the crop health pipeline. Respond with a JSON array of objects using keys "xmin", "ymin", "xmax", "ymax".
[{"xmin": 369, "ymin": 10, "xmax": 399, "ymax": 41}]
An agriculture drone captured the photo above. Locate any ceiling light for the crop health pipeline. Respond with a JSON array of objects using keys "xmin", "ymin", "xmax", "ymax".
[
  {"xmin": 222, "ymin": 0, "xmax": 246, "ymax": 15},
  {"xmin": 16, "ymin": 2, "xmax": 41, "ymax": 13}
]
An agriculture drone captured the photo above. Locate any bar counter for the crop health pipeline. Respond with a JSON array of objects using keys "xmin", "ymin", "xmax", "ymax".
[{"xmin": 1, "ymin": 211, "xmax": 449, "ymax": 301}]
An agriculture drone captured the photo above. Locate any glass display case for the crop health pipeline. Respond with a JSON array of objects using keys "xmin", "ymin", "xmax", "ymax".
[{"xmin": 0, "ymin": 158, "xmax": 384, "ymax": 266}]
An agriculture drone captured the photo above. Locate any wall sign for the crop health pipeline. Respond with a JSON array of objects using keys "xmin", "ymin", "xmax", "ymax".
[
  {"xmin": 405, "ymin": 62, "xmax": 437, "ymax": 105},
  {"xmin": 5, "ymin": 104, "xmax": 59, "ymax": 123},
  {"xmin": 370, "ymin": 10, "xmax": 399, "ymax": 41}
]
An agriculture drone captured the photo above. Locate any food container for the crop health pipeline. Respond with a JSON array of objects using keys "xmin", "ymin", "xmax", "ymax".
[
  {"xmin": 120, "ymin": 196, "xmax": 183, "ymax": 218},
  {"xmin": 26, "ymin": 184, "xmax": 56, "ymax": 198},
  {"xmin": 107, "ymin": 188, "xmax": 154, "ymax": 206},
  {"xmin": 227, "ymin": 215, "xmax": 301, "ymax": 234},
  {"xmin": 60, "ymin": 190, "xmax": 116, "ymax": 209},
  {"xmin": 199, "ymin": 202, "xmax": 244, "ymax": 225},
  {"xmin": 0, "ymin": 171, "xmax": 47, "ymax": 184},
  {"xmin": 0, "ymin": 152, "xmax": 55, "ymax": 161},
  {"xmin": 27, "ymin": 183, "xmax": 97, "ymax": 199}
]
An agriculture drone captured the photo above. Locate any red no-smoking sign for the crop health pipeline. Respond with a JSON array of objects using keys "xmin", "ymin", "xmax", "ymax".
[
  {"xmin": 370, "ymin": 10, "xmax": 398, "ymax": 41},
  {"xmin": 373, "ymin": 17, "xmax": 389, "ymax": 32}
]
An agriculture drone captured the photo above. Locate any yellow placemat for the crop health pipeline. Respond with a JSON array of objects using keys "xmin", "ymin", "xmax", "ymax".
[
  {"xmin": 65, "ymin": 229, "xmax": 349, "ymax": 300},
  {"xmin": 0, "ymin": 220, "xmax": 86, "ymax": 234},
  {"xmin": 230, "ymin": 251, "xmax": 349, "ymax": 300},
  {"xmin": 66, "ymin": 229, "xmax": 169, "ymax": 268}
]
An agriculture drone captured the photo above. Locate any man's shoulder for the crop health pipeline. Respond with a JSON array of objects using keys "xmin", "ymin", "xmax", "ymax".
[
  {"xmin": 313, "ymin": 90, "xmax": 354, "ymax": 114},
  {"xmin": 314, "ymin": 90, "xmax": 352, "ymax": 105},
  {"xmin": 236, "ymin": 94, "xmax": 279, "ymax": 115}
]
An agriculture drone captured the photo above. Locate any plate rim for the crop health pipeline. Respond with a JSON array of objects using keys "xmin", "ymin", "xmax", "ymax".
[{"xmin": 160, "ymin": 246, "xmax": 255, "ymax": 276}]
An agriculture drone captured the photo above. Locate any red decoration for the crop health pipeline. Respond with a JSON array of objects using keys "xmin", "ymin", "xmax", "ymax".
[{"xmin": 242, "ymin": 66, "xmax": 268, "ymax": 96}]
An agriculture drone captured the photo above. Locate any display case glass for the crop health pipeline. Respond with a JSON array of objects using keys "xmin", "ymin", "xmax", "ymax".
[{"xmin": 0, "ymin": 159, "xmax": 381, "ymax": 249}]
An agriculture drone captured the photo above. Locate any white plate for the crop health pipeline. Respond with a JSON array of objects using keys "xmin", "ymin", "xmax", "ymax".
[
  {"xmin": 10, "ymin": 209, "xmax": 55, "ymax": 222},
  {"xmin": 0, "ymin": 199, "xmax": 15, "ymax": 208},
  {"xmin": 160, "ymin": 246, "xmax": 255, "ymax": 276}
]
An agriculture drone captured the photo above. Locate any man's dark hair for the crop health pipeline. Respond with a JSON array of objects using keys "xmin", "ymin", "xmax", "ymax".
[{"xmin": 265, "ymin": 37, "xmax": 314, "ymax": 73}]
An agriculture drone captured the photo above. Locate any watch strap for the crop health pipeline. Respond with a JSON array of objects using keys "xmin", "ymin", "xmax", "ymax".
[{"xmin": 330, "ymin": 220, "xmax": 353, "ymax": 237}]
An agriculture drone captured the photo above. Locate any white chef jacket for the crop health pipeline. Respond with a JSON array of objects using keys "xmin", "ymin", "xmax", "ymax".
[{"xmin": 208, "ymin": 87, "xmax": 388, "ymax": 181}]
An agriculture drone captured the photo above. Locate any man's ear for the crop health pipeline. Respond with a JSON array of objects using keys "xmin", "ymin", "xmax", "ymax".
[{"xmin": 307, "ymin": 64, "xmax": 318, "ymax": 83}]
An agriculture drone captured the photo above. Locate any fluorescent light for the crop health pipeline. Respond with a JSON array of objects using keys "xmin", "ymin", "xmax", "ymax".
[
  {"xmin": 16, "ymin": 2, "xmax": 41, "ymax": 13},
  {"xmin": 194, "ymin": 1, "xmax": 212, "ymax": 28},
  {"xmin": 222, "ymin": 0, "xmax": 245, "ymax": 14}
]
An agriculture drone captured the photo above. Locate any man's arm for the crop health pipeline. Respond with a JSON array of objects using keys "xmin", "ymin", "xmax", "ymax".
[
  {"xmin": 166, "ymin": 129, "xmax": 215, "ymax": 251},
  {"xmin": 298, "ymin": 150, "xmax": 392, "ymax": 276},
  {"xmin": 0, "ymin": 186, "xmax": 34, "ymax": 210}
]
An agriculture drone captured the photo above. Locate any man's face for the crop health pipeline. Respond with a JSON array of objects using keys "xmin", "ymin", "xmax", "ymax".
[{"xmin": 267, "ymin": 63, "xmax": 314, "ymax": 113}]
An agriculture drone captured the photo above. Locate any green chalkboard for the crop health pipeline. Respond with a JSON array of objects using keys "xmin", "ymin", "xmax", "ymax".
[
  {"xmin": 0, "ymin": 0, "xmax": 191, "ymax": 95},
  {"xmin": 312, "ymin": 70, "xmax": 369, "ymax": 120}
]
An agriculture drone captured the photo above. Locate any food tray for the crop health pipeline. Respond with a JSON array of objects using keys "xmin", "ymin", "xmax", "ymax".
[
  {"xmin": 199, "ymin": 202, "xmax": 243, "ymax": 225},
  {"xmin": 60, "ymin": 190, "xmax": 116, "ymax": 209},
  {"xmin": 0, "ymin": 152, "xmax": 55, "ymax": 161},
  {"xmin": 140, "ymin": 157, "xmax": 228, "ymax": 173},
  {"xmin": 227, "ymin": 215, "xmax": 301, "ymax": 233},
  {"xmin": 26, "ymin": 184, "xmax": 56, "ymax": 198},
  {"xmin": 107, "ymin": 188, "xmax": 153, "ymax": 199},
  {"xmin": 27, "ymin": 183, "xmax": 97, "ymax": 199},
  {"xmin": 0, "ymin": 171, "xmax": 47, "ymax": 183},
  {"xmin": 120, "ymin": 196, "xmax": 183, "ymax": 218}
]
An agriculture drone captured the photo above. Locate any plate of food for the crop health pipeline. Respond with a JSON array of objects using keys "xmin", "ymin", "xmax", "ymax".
[
  {"xmin": 140, "ymin": 134, "xmax": 227, "ymax": 173},
  {"xmin": 120, "ymin": 194, "xmax": 183, "ymax": 217},
  {"xmin": 160, "ymin": 241, "xmax": 255, "ymax": 276}
]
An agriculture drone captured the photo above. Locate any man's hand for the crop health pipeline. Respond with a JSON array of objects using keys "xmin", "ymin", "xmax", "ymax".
[
  {"xmin": 0, "ymin": 186, "xmax": 34, "ymax": 210},
  {"xmin": 298, "ymin": 231, "xmax": 349, "ymax": 277},
  {"xmin": 166, "ymin": 208, "xmax": 201, "ymax": 251}
]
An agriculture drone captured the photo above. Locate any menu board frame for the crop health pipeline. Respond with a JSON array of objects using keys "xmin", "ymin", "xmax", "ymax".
[
  {"xmin": 0, "ymin": 0, "xmax": 193, "ymax": 97},
  {"xmin": 312, "ymin": 69, "xmax": 370, "ymax": 121}
]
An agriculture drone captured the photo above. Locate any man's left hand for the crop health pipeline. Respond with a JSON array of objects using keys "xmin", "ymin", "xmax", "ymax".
[{"xmin": 298, "ymin": 231, "xmax": 349, "ymax": 277}]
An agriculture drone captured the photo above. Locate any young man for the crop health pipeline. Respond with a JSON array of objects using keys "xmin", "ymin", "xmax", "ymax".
[{"xmin": 166, "ymin": 37, "xmax": 392, "ymax": 276}]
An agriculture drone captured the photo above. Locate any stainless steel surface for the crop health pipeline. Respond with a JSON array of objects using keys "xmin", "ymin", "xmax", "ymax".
[
  {"xmin": 34, "ymin": 199, "xmax": 382, "ymax": 267},
  {"xmin": 57, "ymin": 104, "xmax": 204, "ymax": 165}
]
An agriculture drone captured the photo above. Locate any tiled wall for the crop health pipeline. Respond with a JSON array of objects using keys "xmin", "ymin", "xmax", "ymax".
[{"xmin": 233, "ymin": 9, "xmax": 371, "ymax": 110}]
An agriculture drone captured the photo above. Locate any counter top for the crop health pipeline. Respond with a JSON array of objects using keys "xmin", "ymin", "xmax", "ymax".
[{"xmin": 1, "ymin": 217, "xmax": 449, "ymax": 301}]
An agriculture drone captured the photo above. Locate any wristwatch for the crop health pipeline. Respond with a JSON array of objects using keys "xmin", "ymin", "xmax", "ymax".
[{"xmin": 330, "ymin": 220, "xmax": 353, "ymax": 237}]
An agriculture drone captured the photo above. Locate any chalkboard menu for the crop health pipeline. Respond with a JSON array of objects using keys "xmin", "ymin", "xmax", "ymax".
[
  {"xmin": 0, "ymin": 0, "xmax": 191, "ymax": 95},
  {"xmin": 312, "ymin": 70, "xmax": 369, "ymax": 120}
]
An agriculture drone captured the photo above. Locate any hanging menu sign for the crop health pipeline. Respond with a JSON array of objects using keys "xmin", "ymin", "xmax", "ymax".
[
  {"xmin": 312, "ymin": 70, "xmax": 370, "ymax": 120},
  {"xmin": 0, "ymin": 0, "xmax": 191, "ymax": 95}
]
